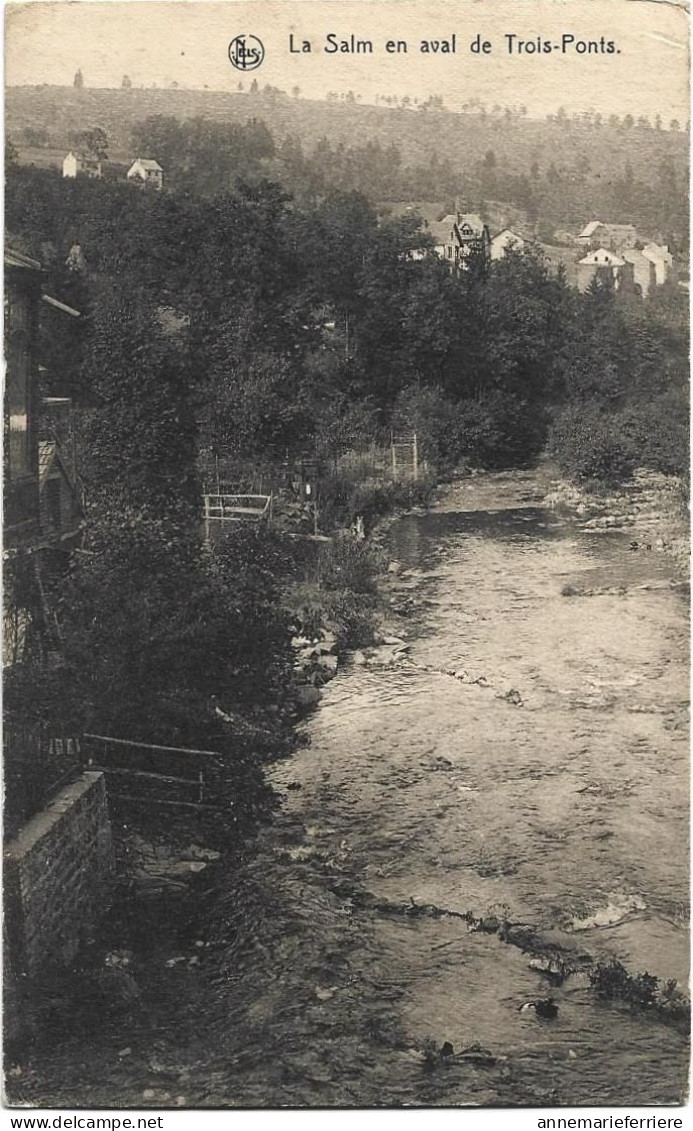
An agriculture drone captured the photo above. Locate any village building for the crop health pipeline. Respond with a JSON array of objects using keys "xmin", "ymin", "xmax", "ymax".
[
  {"xmin": 577, "ymin": 247, "xmax": 635, "ymax": 293},
  {"xmin": 641, "ymin": 242, "xmax": 676, "ymax": 286},
  {"xmin": 3, "ymin": 249, "xmax": 110, "ymax": 1002},
  {"xmin": 4, "ymin": 249, "xmax": 83, "ymax": 650},
  {"xmin": 621, "ymin": 248, "xmax": 657, "ymax": 297},
  {"xmin": 62, "ymin": 151, "xmax": 102, "ymax": 179},
  {"xmin": 430, "ymin": 210, "xmax": 491, "ymax": 267},
  {"xmin": 127, "ymin": 157, "xmax": 164, "ymax": 190},
  {"xmin": 576, "ymin": 221, "xmax": 638, "ymax": 252},
  {"xmin": 490, "ymin": 228, "xmax": 526, "ymax": 260}
]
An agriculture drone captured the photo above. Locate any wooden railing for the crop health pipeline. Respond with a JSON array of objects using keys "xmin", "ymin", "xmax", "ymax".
[
  {"xmin": 203, "ymin": 493, "xmax": 272, "ymax": 539},
  {"xmin": 82, "ymin": 733, "xmax": 227, "ymax": 811}
]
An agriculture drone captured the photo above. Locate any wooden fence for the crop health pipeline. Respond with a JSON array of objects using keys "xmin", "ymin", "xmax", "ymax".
[
  {"xmin": 202, "ymin": 493, "xmax": 272, "ymax": 541},
  {"xmin": 83, "ymin": 733, "xmax": 227, "ymax": 812}
]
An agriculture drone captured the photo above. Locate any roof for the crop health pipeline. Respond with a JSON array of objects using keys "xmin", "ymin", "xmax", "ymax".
[
  {"xmin": 579, "ymin": 221, "xmax": 637, "ymax": 239},
  {"xmin": 622, "ymin": 249, "xmax": 653, "ymax": 267},
  {"xmin": 429, "ymin": 218, "xmax": 454, "ymax": 246},
  {"xmin": 130, "ymin": 158, "xmax": 163, "ymax": 172},
  {"xmin": 456, "ymin": 213, "xmax": 486, "ymax": 235},
  {"xmin": 492, "ymin": 228, "xmax": 525, "ymax": 243},
  {"xmin": 642, "ymin": 242, "xmax": 674, "ymax": 265},
  {"xmin": 579, "ymin": 248, "xmax": 625, "ymax": 266},
  {"xmin": 579, "ymin": 221, "xmax": 602, "ymax": 238},
  {"xmin": 38, "ymin": 441, "xmax": 75, "ymax": 489},
  {"xmin": 38, "ymin": 442, "xmax": 58, "ymax": 487}
]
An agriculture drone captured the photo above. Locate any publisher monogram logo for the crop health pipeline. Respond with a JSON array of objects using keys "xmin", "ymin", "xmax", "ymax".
[{"xmin": 228, "ymin": 34, "xmax": 265, "ymax": 71}]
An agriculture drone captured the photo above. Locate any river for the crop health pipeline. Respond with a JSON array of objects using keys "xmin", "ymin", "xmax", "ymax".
[{"xmin": 11, "ymin": 466, "xmax": 689, "ymax": 1108}]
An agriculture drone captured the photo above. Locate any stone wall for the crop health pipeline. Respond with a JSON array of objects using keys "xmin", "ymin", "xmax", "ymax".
[{"xmin": 4, "ymin": 771, "xmax": 115, "ymax": 977}]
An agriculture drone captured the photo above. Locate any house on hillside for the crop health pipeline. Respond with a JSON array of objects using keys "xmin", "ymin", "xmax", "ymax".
[
  {"xmin": 621, "ymin": 249, "xmax": 657, "ymax": 297},
  {"xmin": 577, "ymin": 247, "xmax": 634, "ymax": 293},
  {"xmin": 641, "ymin": 242, "xmax": 676, "ymax": 286},
  {"xmin": 431, "ymin": 211, "xmax": 491, "ymax": 268},
  {"xmin": 62, "ymin": 151, "xmax": 102, "ymax": 179},
  {"xmin": 576, "ymin": 221, "xmax": 638, "ymax": 252},
  {"xmin": 127, "ymin": 158, "xmax": 164, "ymax": 190},
  {"xmin": 490, "ymin": 228, "xmax": 526, "ymax": 260}
]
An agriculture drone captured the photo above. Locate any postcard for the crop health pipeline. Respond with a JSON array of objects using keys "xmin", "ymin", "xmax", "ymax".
[{"xmin": 3, "ymin": 0, "xmax": 690, "ymax": 1113}]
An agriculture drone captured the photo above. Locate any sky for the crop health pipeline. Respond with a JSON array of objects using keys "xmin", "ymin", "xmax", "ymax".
[{"xmin": 5, "ymin": 0, "xmax": 690, "ymax": 121}]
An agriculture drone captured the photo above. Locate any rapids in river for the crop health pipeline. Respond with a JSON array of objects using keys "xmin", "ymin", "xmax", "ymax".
[
  {"xmin": 12, "ymin": 466, "xmax": 689, "ymax": 1108},
  {"xmin": 195, "ymin": 466, "xmax": 689, "ymax": 1107}
]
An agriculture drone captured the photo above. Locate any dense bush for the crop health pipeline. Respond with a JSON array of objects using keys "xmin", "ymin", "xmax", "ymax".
[
  {"xmin": 618, "ymin": 395, "xmax": 689, "ymax": 480},
  {"xmin": 391, "ymin": 385, "xmax": 463, "ymax": 471},
  {"xmin": 547, "ymin": 405, "xmax": 635, "ymax": 486},
  {"xmin": 318, "ymin": 531, "xmax": 385, "ymax": 594},
  {"xmin": 320, "ymin": 590, "xmax": 379, "ymax": 651}
]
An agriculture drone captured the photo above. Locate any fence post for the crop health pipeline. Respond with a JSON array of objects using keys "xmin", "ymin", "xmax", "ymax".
[
  {"xmin": 391, "ymin": 439, "xmax": 397, "ymax": 480},
  {"xmin": 413, "ymin": 433, "xmax": 419, "ymax": 481}
]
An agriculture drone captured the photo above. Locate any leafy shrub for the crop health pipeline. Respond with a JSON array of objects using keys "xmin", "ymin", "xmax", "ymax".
[
  {"xmin": 618, "ymin": 395, "xmax": 689, "ymax": 479},
  {"xmin": 392, "ymin": 385, "xmax": 463, "ymax": 472},
  {"xmin": 547, "ymin": 405, "xmax": 635, "ymax": 486},
  {"xmin": 443, "ymin": 395, "xmax": 547, "ymax": 470},
  {"xmin": 318, "ymin": 531, "xmax": 385, "ymax": 594},
  {"xmin": 590, "ymin": 960, "xmax": 658, "ymax": 1007},
  {"xmin": 321, "ymin": 589, "xmax": 378, "ymax": 651}
]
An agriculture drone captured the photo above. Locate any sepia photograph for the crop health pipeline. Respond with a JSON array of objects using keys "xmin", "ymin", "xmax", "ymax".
[{"xmin": 2, "ymin": 0, "xmax": 690, "ymax": 1112}]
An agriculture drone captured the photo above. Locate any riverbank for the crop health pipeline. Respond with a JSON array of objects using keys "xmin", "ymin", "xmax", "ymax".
[
  {"xmin": 285, "ymin": 477, "xmax": 444, "ymax": 709},
  {"xmin": 544, "ymin": 467, "xmax": 689, "ymax": 579},
  {"xmin": 9, "ymin": 464, "xmax": 688, "ymax": 1108}
]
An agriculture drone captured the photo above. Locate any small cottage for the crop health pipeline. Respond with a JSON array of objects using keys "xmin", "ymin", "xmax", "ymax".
[
  {"xmin": 127, "ymin": 158, "xmax": 164, "ymax": 190},
  {"xmin": 576, "ymin": 221, "xmax": 638, "ymax": 252},
  {"xmin": 490, "ymin": 229, "xmax": 526, "ymax": 260}
]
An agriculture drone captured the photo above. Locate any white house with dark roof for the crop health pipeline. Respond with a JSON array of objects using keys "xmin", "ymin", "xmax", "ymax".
[{"xmin": 127, "ymin": 158, "xmax": 164, "ymax": 190}]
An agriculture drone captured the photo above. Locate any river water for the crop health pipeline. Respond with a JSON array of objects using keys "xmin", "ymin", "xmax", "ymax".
[
  {"xmin": 187, "ymin": 466, "xmax": 688, "ymax": 1107},
  {"xmin": 12, "ymin": 466, "xmax": 689, "ymax": 1108}
]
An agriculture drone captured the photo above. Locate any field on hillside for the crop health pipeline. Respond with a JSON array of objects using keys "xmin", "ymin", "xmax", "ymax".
[{"xmin": 7, "ymin": 85, "xmax": 688, "ymax": 184}]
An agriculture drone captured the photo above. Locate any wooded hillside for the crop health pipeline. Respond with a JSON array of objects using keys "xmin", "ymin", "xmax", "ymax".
[{"xmin": 7, "ymin": 84, "xmax": 689, "ymax": 242}]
